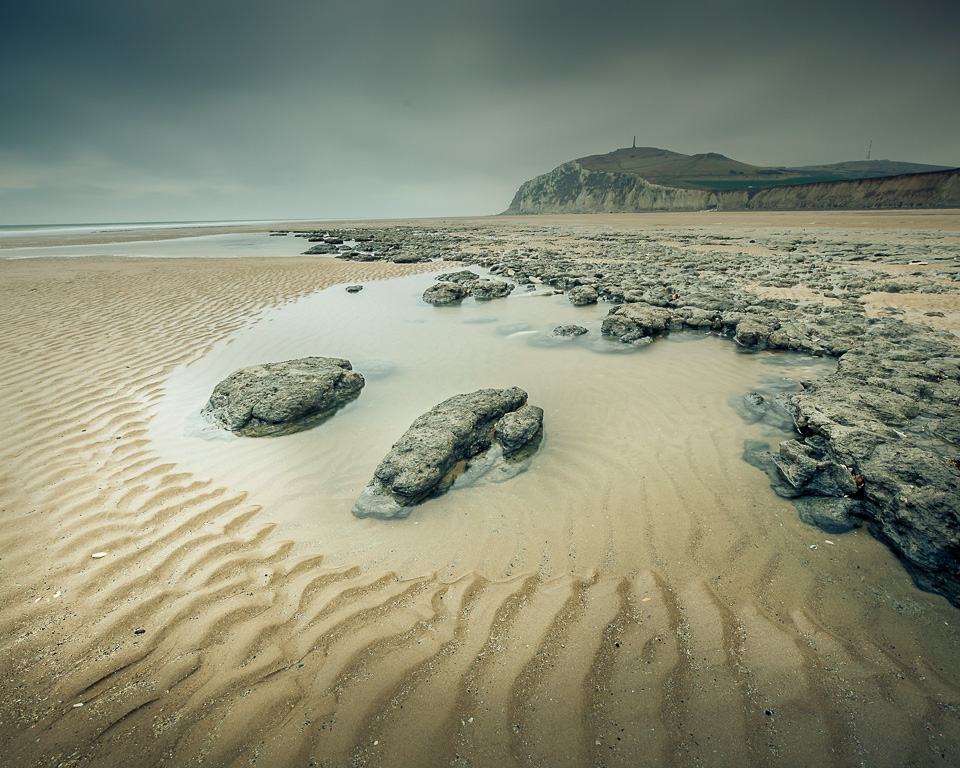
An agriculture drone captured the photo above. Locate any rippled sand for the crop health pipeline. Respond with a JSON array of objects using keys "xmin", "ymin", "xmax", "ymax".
[{"xmin": 2, "ymin": 220, "xmax": 960, "ymax": 768}]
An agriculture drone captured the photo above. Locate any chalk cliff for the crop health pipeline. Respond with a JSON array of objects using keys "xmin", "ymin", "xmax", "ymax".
[{"xmin": 505, "ymin": 160, "xmax": 960, "ymax": 214}]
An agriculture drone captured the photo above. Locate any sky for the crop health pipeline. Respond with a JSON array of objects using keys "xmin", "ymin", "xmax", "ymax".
[{"xmin": 2, "ymin": 0, "xmax": 958, "ymax": 224}]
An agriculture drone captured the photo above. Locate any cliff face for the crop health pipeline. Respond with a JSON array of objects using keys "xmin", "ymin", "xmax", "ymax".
[
  {"xmin": 505, "ymin": 162, "xmax": 960, "ymax": 214},
  {"xmin": 735, "ymin": 168, "xmax": 960, "ymax": 210},
  {"xmin": 506, "ymin": 161, "xmax": 717, "ymax": 213}
]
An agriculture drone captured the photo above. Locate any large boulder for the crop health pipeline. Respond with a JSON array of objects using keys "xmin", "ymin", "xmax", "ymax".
[
  {"xmin": 201, "ymin": 357, "xmax": 364, "ymax": 437},
  {"xmin": 352, "ymin": 387, "xmax": 543, "ymax": 519}
]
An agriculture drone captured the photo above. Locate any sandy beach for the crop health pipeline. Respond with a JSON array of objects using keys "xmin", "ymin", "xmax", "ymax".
[{"xmin": 2, "ymin": 213, "xmax": 960, "ymax": 768}]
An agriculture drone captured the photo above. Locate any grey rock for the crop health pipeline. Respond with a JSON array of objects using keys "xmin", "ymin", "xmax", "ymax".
[
  {"xmin": 734, "ymin": 319, "xmax": 774, "ymax": 347},
  {"xmin": 775, "ymin": 440, "xmax": 859, "ymax": 497},
  {"xmin": 568, "ymin": 285, "xmax": 599, "ymax": 306},
  {"xmin": 471, "ymin": 279, "xmax": 515, "ymax": 300},
  {"xmin": 436, "ymin": 270, "xmax": 481, "ymax": 286},
  {"xmin": 423, "ymin": 281, "xmax": 470, "ymax": 305},
  {"xmin": 495, "ymin": 404, "xmax": 544, "ymax": 456},
  {"xmin": 202, "ymin": 357, "xmax": 364, "ymax": 437},
  {"xmin": 352, "ymin": 387, "xmax": 538, "ymax": 519},
  {"xmin": 794, "ymin": 496, "xmax": 863, "ymax": 534},
  {"xmin": 389, "ymin": 253, "xmax": 431, "ymax": 264},
  {"xmin": 345, "ymin": 285, "xmax": 364, "ymax": 293},
  {"xmin": 303, "ymin": 243, "xmax": 340, "ymax": 255},
  {"xmin": 601, "ymin": 302, "xmax": 673, "ymax": 340},
  {"xmin": 552, "ymin": 324, "xmax": 589, "ymax": 337}
]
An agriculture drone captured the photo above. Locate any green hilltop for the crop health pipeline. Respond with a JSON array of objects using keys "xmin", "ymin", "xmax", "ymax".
[{"xmin": 577, "ymin": 146, "xmax": 952, "ymax": 191}]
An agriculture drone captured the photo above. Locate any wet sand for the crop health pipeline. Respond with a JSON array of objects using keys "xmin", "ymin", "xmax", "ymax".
[{"xmin": 2, "ymin": 215, "xmax": 960, "ymax": 768}]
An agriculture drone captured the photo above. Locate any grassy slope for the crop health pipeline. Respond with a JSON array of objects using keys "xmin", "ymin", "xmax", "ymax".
[{"xmin": 577, "ymin": 147, "xmax": 954, "ymax": 191}]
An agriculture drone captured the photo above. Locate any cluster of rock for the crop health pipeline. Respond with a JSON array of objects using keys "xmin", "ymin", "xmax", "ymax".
[
  {"xmin": 422, "ymin": 270, "xmax": 515, "ymax": 305},
  {"xmin": 240, "ymin": 224, "xmax": 960, "ymax": 605},
  {"xmin": 286, "ymin": 226, "xmax": 472, "ymax": 263},
  {"xmin": 202, "ymin": 357, "xmax": 544, "ymax": 520},
  {"xmin": 307, "ymin": 223, "xmax": 956, "ymax": 606},
  {"xmin": 201, "ymin": 357, "xmax": 365, "ymax": 437},
  {"xmin": 352, "ymin": 388, "xmax": 543, "ymax": 519},
  {"xmin": 462, "ymin": 242, "xmax": 959, "ymax": 603}
]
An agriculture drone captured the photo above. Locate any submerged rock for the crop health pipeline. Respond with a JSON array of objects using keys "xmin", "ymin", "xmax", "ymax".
[
  {"xmin": 202, "ymin": 357, "xmax": 364, "ymax": 437},
  {"xmin": 352, "ymin": 387, "xmax": 543, "ymax": 519}
]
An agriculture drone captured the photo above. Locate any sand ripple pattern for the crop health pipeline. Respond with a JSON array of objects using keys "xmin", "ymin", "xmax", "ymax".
[{"xmin": 1, "ymin": 254, "xmax": 960, "ymax": 768}]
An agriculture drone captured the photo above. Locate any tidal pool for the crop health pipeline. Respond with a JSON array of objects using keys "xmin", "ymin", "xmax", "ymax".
[{"xmin": 148, "ymin": 267, "xmax": 838, "ymax": 580}]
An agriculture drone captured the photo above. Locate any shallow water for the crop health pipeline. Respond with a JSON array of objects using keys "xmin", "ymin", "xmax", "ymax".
[
  {"xmin": 0, "ymin": 231, "xmax": 308, "ymax": 258},
  {"xmin": 149, "ymin": 268, "xmax": 836, "ymax": 580}
]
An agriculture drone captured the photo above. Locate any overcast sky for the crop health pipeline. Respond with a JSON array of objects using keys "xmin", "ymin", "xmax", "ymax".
[{"xmin": 2, "ymin": 0, "xmax": 958, "ymax": 224}]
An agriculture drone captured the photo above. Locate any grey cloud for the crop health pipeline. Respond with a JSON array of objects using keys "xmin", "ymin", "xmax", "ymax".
[{"xmin": 1, "ymin": 0, "xmax": 958, "ymax": 223}]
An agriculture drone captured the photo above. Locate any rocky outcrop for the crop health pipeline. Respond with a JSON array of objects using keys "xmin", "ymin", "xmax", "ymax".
[
  {"xmin": 202, "ymin": 357, "xmax": 364, "ymax": 437},
  {"xmin": 506, "ymin": 161, "xmax": 716, "ymax": 214},
  {"xmin": 352, "ymin": 388, "xmax": 543, "ymax": 519},
  {"xmin": 505, "ymin": 161, "xmax": 960, "ymax": 214},
  {"xmin": 786, "ymin": 351, "xmax": 960, "ymax": 599}
]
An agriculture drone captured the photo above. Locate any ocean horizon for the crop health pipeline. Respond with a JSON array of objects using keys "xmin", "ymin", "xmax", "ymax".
[{"xmin": 0, "ymin": 219, "xmax": 286, "ymax": 238}]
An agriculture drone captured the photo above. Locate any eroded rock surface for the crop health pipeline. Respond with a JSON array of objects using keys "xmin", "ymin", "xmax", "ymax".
[
  {"xmin": 423, "ymin": 281, "xmax": 470, "ymax": 305},
  {"xmin": 202, "ymin": 357, "xmax": 364, "ymax": 437},
  {"xmin": 423, "ymin": 271, "xmax": 514, "ymax": 303},
  {"xmin": 552, "ymin": 324, "xmax": 589, "ymax": 337},
  {"xmin": 567, "ymin": 285, "xmax": 599, "ymax": 306},
  {"xmin": 272, "ymin": 221, "xmax": 960, "ymax": 605},
  {"xmin": 352, "ymin": 387, "xmax": 543, "ymax": 519}
]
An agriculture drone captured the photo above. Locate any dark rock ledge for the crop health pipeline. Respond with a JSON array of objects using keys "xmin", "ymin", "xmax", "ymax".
[
  {"xmin": 202, "ymin": 357, "xmax": 364, "ymax": 437},
  {"xmin": 352, "ymin": 387, "xmax": 544, "ymax": 520}
]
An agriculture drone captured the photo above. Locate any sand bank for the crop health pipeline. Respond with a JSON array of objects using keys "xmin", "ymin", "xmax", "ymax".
[{"xmin": 1, "ymin": 221, "xmax": 959, "ymax": 768}]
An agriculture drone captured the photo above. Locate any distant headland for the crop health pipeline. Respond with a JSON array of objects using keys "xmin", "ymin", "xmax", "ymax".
[{"xmin": 505, "ymin": 145, "xmax": 960, "ymax": 213}]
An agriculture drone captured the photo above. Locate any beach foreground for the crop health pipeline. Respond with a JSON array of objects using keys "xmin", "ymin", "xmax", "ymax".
[{"xmin": 2, "ymin": 212, "xmax": 960, "ymax": 768}]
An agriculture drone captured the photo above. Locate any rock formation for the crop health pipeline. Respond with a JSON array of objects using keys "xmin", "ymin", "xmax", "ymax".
[
  {"xmin": 505, "ymin": 161, "xmax": 960, "ymax": 214},
  {"xmin": 423, "ymin": 281, "xmax": 470, "ymax": 305},
  {"xmin": 423, "ymin": 271, "xmax": 515, "ymax": 303},
  {"xmin": 201, "ymin": 357, "xmax": 364, "ymax": 437},
  {"xmin": 352, "ymin": 387, "xmax": 543, "ymax": 519}
]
